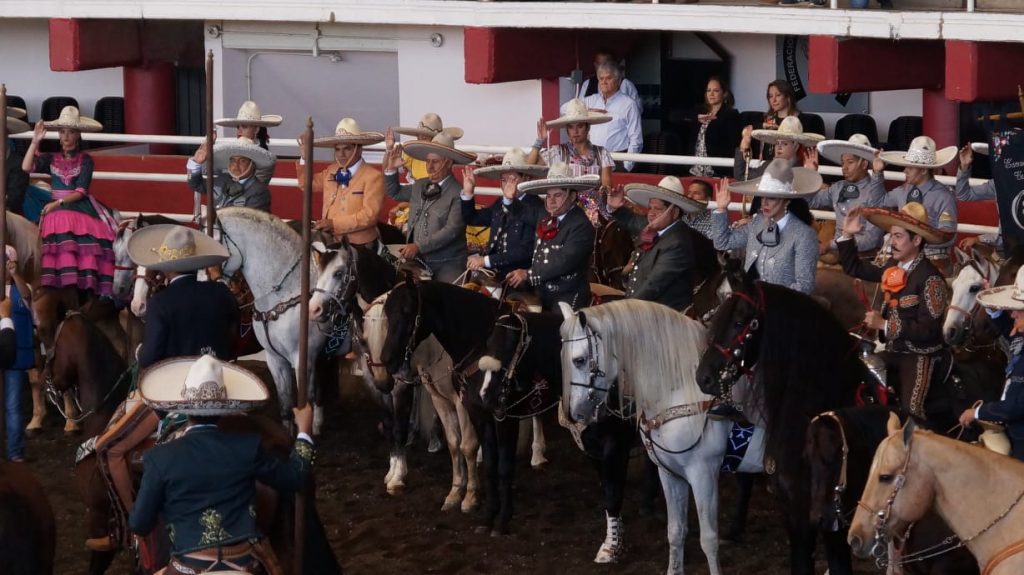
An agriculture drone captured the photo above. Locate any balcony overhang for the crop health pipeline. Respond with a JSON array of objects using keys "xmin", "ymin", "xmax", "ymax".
[
  {"xmin": 807, "ymin": 36, "xmax": 944, "ymax": 93},
  {"xmin": 946, "ymin": 40, "xmax": 1024, "ymax": 102}
]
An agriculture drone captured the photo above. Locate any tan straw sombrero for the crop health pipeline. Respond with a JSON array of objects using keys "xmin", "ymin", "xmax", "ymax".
[
  {"xmin": 977, "ymin": 267, "xmax": 1024, "ymax": 311},
  {"xmin": 44, "ymin": 106, "xmax": 102, "ymax": 132},
  {"xmin": 516, "ymin": 161, "xmax": 601, "ymax": 194},
  {"xmin": 6, "ymin": 107, "xmax": 26, "ymax": 119},
  {"xmin": 394, "ymin": 112, "xmax": 464, "ymax": 140},
  {"xmin": 313, "ymin": 118, "xmax": 385, "ymax": 148},
  {"xmin": 817, "ymin": 134, "xmax": 878, "ymax": 164},
  {"xmin": 403, "ymin": 132, "xmax": 477, "ymax": 165},
  {"xmin": 138, "ymin": 354, "xmax": 269, "ymax": 416},
  {"xmin": 861, "ymin": 203, "xmax": 952, "ymax": 246},
  {"xmin": 212, "ymin": 137, "xmax": 275, "ymax": 172},
  {"xmin": 473, "ymin": 148, "xmax": 548, "ymax": 179},
  {"xmin": 547, "ymin": 98, "xmax": 612, "ymax": 128},
  {"xmin": 215, "ymin": 101, "xmax": 282, "ymax": 128},
  {"xmin": 728, "ymin": 159, "xmax": 823, "ymax": 199},
  {"xmin": 751, "ymin": 116, "xmax": 824, "ymax": 148},
  {"xmin": 127, "ymin": 224, "xmax": 229, "ymax": 272},
  {"xmin": 624, "ymin": 176, "xmax": 706, "ymax": 215},
  {"xmin": 879, "ymin": 135, "xmax": 957, "ymax": 169},
  {"xmin": 5, "ymin": 115, "xmax": 29, "ymax": 134}
]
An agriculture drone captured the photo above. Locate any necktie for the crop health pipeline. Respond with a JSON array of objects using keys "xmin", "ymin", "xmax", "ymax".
[
  {"xmin": 756, "ymin": 221, "xmax": 780, "ymax": 247},
  {"xmin": 537, "ymin": 216, "xmax": 559, "ymax": 241},
  {"xmin": 333, "ymin": 168, "xmax": 352, "ymax": 186},
  {"xmin": 638, "ymin": 226, "xmax": 658, "ymax": 251}
]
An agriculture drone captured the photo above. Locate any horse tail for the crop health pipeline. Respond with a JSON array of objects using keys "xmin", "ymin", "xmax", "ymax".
[{"xmin": 0, "ymin": 489, "xmax": 43, "ymax": 575}]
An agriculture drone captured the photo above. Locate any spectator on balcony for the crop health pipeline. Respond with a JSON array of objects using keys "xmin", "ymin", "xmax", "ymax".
[
  {"xmin": 581, "ymin": 62, "xmax": 644, "ymax": 173},
  {"xmin": 686, "ymin": 76, "xmax": 740, "ymax": 178},
  {"xmin": 4, "ymin": 110, "xmax": 30, "ymax": 216},
  {"xmin": 746, "ymin": 80, "xmax": 802, "ymax": 162},
  {"xmin": 215, "ymin": 101, "xmax": 281, "ymax": 184},
  {"xmin": 187, "ymin": 137, "xmax": 274, "ymax": 212},
  {"xmin": 577, "ymin": 48, "xmax": 639, "ymax": 104},
  {"xmin": 682, "ymin": 179, "xmax": 715, "ymax": 239},
  {"xmin": 529, "ymin": 99, "xmax": 615, "ymax": 227},
  {"xmin": 393, "ymin": 112, "xmax": 464, "ymax": 181}
]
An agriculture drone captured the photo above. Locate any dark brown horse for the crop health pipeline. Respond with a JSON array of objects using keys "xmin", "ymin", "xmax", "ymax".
[
  {"xmin": 0, "ymin": 462, "xmax": 56, "ymax": 575},
  {"xmin": 590, "ymin": 219, "xmax": 633, "ymax": 289}
]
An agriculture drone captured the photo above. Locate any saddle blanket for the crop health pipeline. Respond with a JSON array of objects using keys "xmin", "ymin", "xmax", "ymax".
[
  {"xmin": 720, "ymin": 421, "xmax": 767, "ymax": 474},
  {"xmin": 76, "ymin": 435, "xmax": 98, "ymax": 464}
]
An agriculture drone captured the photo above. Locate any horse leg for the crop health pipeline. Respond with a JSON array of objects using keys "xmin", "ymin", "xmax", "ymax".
[
  {"xmin": 455, "ymin": 397, "xmax": 481, "ymax": 513},
  {"xmin": 530, "ymin": 415, "xmax": 548, "ymax": 469},
  {"xmin": 639, "ymin": 456, "xmax": 663, "ymax": 517},
  {"xmin": 386, "ymin": 382, "xmax": 414, "ymax": 496},
  {"xmin": 659, "ymin": 468, "xmax": 690, "ymax": 575},
  {"xmin": 723, "ymin": 473, "xmax": 754, "ymax": 541},
  {"xmin": 785, "ymin": 514, "xmax": 818, "ymax": 575},
  {"xmin": 688, "ymin": 466, "xmax": 723, "ymax": 575},
  {"xmin": 821, "ymin": 529, "xmax": 853, "ymax": 575},
  {"xmin": 494, "ymin": 418, "xmax": 520, "ymax": 535},
  {"xmin": 76, "ymin": 456, "xmax": 118, "ymax": 575},
  {"xmin": 474, "ymin": 412, "xmax": 499, "ymax": 532},
  {"xmin": 26, "ymin": 368, "xmax": 46, "ymax": 432},
  {"xmin": 586, "ymin": 419, "xmax": 632, "ymax": 563},
  {"xmin": 430, "ymin": 392, "xmax": 465, "ymax": 511},
  {"xmin": 263, "ymin": 350, "xmax": 296, "ymax": 431},
  {"xmin": 64, "ymin": 395, "xmax": 81, "ymax": 434}
]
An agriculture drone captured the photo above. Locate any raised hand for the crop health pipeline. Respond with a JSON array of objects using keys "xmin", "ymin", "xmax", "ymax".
[
  {"xmin": 384, "ymin": 142, "xmax": 405, "ymax": 171},
  {"xmin": 385, "ymin": 127, "xmax": 396, "ymax": 152},
  {"xmin": 606, "ymin": 183, "xmax": 625, "ymax": 211},
  {"xmin": 803, "ymin": 147, "xmax": 819, "ymax": 171},
  {"xmin": 714, "ymin": 179, "xmax": 731, "ymax": 211},
  {"xmin": 536, "ymin": 117, "xmax": 549, "ymax": 142},
  {"xmin": 463, "ymin": 168, "xmax": 477, "ymax": 197},
  {"xmin": 31, "ymin": 120, "xmax": 46, "ymax": 143},
  {"xmin": 872, "ymin": 149, "xmax": 886, "ymax": 175},
  {"xmin": 192, "ymin": 141, "xmax": 210, "ymax": 164},
  {"xmin": 959, "ymin": 145, "xmax": 973, "ymax": 171},
  {"xmin": 843, "ymin": 208, "xmax": 865, "ymax": 237}
]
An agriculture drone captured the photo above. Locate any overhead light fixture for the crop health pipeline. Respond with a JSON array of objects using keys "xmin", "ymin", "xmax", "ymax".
[{"xmin": 430, "ymin": 33, "xmax": 444, "ymax": 48}]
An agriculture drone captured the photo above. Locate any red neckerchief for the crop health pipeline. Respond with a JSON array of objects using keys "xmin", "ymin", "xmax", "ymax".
[{"xmin": 537, "ymin": 216, "xmax": 559, "ymax": 241}]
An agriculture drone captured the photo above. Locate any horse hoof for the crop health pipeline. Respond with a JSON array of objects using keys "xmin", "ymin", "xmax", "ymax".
[
  {"xmin": 24, "ymin": 427, "xmax": 44, "ymax": 438},
  {"xmin": 460, "ymin": 498, "xmax": 479, "ymax": 513},
  {"xmin": 530, "ymin": 457, "xmax": 549, "ymax": 470},
  {"xmin": 594, "ymin": 548, "xmax": 622, "ymax": 564},
  {"xmin": 386, "ymin": 483, "xmax": 406, "ymax": 496},
  {"xmin": 441, "ymin": 499, "xmax": 459, "ymax": 512}
]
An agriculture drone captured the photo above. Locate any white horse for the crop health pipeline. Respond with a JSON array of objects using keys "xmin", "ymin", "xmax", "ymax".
[
  {"xmin": 560, "ymin": 299, "xmax": 766, "ymax": 575},
  {"xmin": 944, "ymin": 249, "xmax": 1000, "ymax": 346}
]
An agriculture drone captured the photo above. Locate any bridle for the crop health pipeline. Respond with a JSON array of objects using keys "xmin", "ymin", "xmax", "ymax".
[
  {"xmin": 810, "ymin": 411, "xmax": 852, "ymax": 532},
  {"xmin": 393, "ymin": 280, "xmax": 424, "ymax": 384},
  {"xmin": 857, "ymin": 432, "xmax": 916, "ymax": 566},
  {"xmin": 563, "ymin": 310, "xmax": 633, "ymax": 421},
  {"xmin": 489, "ymin": 312, "xmax": 554, "ymax": 420},
  {"xmin": 947, "ymin": 257, "xmax": 996, "ymax": 351},
  {"xmin": 310, "ymin": 243, "xmax": 359, "ymax": 335},
  {"xmin": 708, "ymin": 284, "xmax": 765, "ymax": 411}
]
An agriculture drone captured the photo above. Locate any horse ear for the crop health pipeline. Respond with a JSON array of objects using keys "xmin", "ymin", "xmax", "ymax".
[
  {"xmin": 557, "ymin": 302, "xmax": 575, "ymax": 321},
  {"xmin": 902, "ymin": 418, "xmax": 917, "ymax": 446},
  {"xmin": 311, "ymin": 241, "xmax": 329, "ymax": 254},
  {"xmin": 886, "ymin": 412, "xmax": 902, "ymax": 436}
]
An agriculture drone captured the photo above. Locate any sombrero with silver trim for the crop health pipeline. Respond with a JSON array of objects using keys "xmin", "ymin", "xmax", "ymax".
[
  {"xmin": 138, "ymin": 354, "xmax": 269, "ymax": 416},
  {"xmin": 473, "ymin": 148, "xmax": 548, "ymax": 179},
  {"xmin": 977, "ymin": 266, "xmax": 1024, "ymax": 311},
  {"xmin": 5, "ymin": 115, "xmax": 28, "ymax": 134},
  {"xmin": 313, "ymin": 118, "xmax": 385, "ymax": 148},
  {"xmin": 516, "ymin": 161, "xmax": 601, "ymax": 194},
  {"xmin": 212, "ymin": 137, "xmax": 276, "ymax": 172},
  {"xmin": 624, "ymin": 176, "xmax": 706, "ymax": 215},
  {"xmin": 394, "ymin": 112, "xmax": 464, "ymax": 140},
  {"xmin": 879, "ymin": 135, "xmax": 957, "ymax": 169},
  {"xmin": 127, "ymin": 224, "xmax": 230, "ymax": 272},
  {"xmin": 861, "ymin": 203, "xmax": 951, "ymax": 246},
  {"xmin": 971, "ymin": 142, "xmax": 989, "ymax": 156},
  {"xmin": 403, "ymin": 132, "xmax": 477, "ymax": 165},
  {"xmin": 727, "ymin": 159, "xmax": 823, "ymax": 198},
  {"xmin": 546, "ymin": 98, "xmax": 612, "ymax": 128},
  {"xmin": 44, "ymin": 106, "xmax": 102, "ymax": 132},
  {"xmin": 817, "ymin": 133, "xmax": 878, "ymax": 164},
  {"xmin": 215, "ymin": 101, "xmax": 282, "ymax": 128},
  {"xmin": 751, "ymin": 116, "xmax": 823, "ymax": 148}
]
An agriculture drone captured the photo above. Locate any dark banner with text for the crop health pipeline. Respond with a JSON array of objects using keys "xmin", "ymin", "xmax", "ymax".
[{"xmin": 988, "ymin": 128, "xmax": 1024, "ymax": 252}]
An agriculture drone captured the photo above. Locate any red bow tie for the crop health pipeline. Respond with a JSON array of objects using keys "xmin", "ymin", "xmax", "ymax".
[
  {"xmin": 638, "ymin": 226, "xmax": 659, "ymax": 251},
  {"xmin": 537, "ymin": 217, "xmax": 559, "ymax": 241}
]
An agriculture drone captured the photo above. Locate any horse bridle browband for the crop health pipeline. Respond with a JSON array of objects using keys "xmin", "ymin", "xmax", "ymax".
[{"xmin": 810, "ymin": 411, "xmax": 851, "ymax": 531}]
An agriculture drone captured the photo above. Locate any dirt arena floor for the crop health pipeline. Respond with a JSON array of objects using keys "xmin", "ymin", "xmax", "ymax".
[{"xmin": 25, "ymin": 365, "xmax": 880, "ymax": 574}]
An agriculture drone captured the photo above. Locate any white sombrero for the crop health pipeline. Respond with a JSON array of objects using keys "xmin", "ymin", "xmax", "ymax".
[
  {"xmin": 212, "ymin": 137, "xmax": 276, "ymax": 172},
  {"xmin": 44, "ymin": 106, "xmax": 102, "ymax": 132},
  {"xmin": 817, "ymin": 134, "xmax": 878, "ymax": 164},
  {"xmin": 394, "ymin": 112, "xmax": 464, "ymax": 140},
  {"xmin": 751, "ymin": 116, "xmax": 824, "ymax": 148},
  {"xmin": 624, "ymin": 176, "xmax": 706, "ymax": 215},
  {"xmin": 5, "ymin": 115, "xmax": 29, "ymax": 134},
  {"xmin": 127, "ymin": 224, "xmax": 230, "ymax": 272},
  {"xmin": 879, "ymin": 136, "xmax": 957, "ymax": 169},
  {"xmin": 403, "ymin": 132, "xmax": 477, "ymax": 165},
  {"xmin": 313, "ymin": 118, "xmax": 385, "ymax": 148},
  {"xmin": 728, "ymin": 159, "xmax": 822, "ymax": 198},
  {"xmin": 977, "ymin": 266, "xmax": 1024, "ymax": 311},
  {"xmin": 861, "ymin": 203, "xmax": 951, "ymax": 246},
  {"xmin": 971, "ymin": 142, "xmax": 989, "ymax": 156},
  {"xmin": 516, "ymin": 161, "xmax": 601, "ymax": 194},
  {"xmin": 216, "ymin": 101, "xmax": 282, "ymax": 128},
  {"xmin": 546, "ymin": 98, "xmax": 612, "ymax": 128},
  {"xmin": 139, "ymin": 354, "xmax": 269, "ymax": 416},
  {"xmin": 473, "ymin": 148, "xmax": 548, "ymax": 179}
]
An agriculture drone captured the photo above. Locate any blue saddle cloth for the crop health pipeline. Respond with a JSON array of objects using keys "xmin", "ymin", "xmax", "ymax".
[
  {"xmin": 323, "ymin": 317, "xmax": 352, "ymax": 357},
  {"xmin": 720, "ymin": 421, "xmax": 756, "ymax": 473},
  {"xmin": 23, "ymin": 184, "xmax": 52, "ymax": 224}
]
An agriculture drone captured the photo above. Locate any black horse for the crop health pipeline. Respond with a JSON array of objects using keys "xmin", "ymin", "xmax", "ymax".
[{"xmin": 697, "ymin": 268, "xmax": 866, "ymax": 575}]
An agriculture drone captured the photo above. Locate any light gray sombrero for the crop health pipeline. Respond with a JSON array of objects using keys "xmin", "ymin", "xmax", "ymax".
[
  {"xmin": 473, "ymin": 148, "xmax": 549, "ymax": 179},
  {"xmin": 879, "ymin": 136, "xmax": 957, "ymax": 169},
  {"xmin": 751, "ymin": 116, "xmax": 823, "ymax": 148},
  {"xmin": 817, "ymin": 134, "xmax": 878, "ymax": 164},
  {"xmin": 138, "ymin": 355, "xmax": 269, "ymax": 416},
  {"xmin": 403, "ymin": 132, "xmax": 477, "ymax": 165},
  {"xmin": 212, "ymin": 137, "xmax": 276, "ymax": 172},
  {"xmin": 624, "ymin": 176, "xmax": 706, "ymax": 215},
  {"xmin": 215, "ymin": 101, "xmax": 282, "ymax": 128},
  {"xmin": 313, "ymin": 118, "xmax": 385, "ymax": 148},
  {"xmin": 728, "ymin": 159, "xmax": 823, "ymax": 198},
  {"xmin": 516, "ymin": 161, "xmax": 601, "ymax": 194},
  {"xmin": 126, "ymin": 224, "xmax": 229, "ymax": 272}
]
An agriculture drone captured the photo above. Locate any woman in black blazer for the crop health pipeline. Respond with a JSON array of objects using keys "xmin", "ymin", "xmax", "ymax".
[{"xmin": 686, "ymin": 76, "xmax": 740, "ymax": 178}]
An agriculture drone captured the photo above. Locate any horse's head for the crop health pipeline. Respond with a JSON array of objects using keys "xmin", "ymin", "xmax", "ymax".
[
  {"xmin": 381, "ymin": 275, "xmax": 426, "ymax": 383},
  {"xmin": 310, "ymin": 239, "xmax": 356, "ymax": 323},
  {"xmin": 696, "ymin": 281, "xmax": 764, "ymax": 398},
  {"xmin": 805, "ymin": 412, "xmax": 850, "ymax": 533},
  {"xmin": 848, "ymin": 416, "xmax": 932, "ymax": 561},
  {"xmin": 477, "ymin": 312, "xmax": 527, "ymax": 413},
  {"xmin": 559, "ymin": 302, "xmax": 617, "ymax": 425},
  {"xmin": 112, "ymin": 217, "xmax": 138, "ymax": 302},
  {"xmin": 944, "ymin": 253, "xmax": 996, "ymax": 346}
]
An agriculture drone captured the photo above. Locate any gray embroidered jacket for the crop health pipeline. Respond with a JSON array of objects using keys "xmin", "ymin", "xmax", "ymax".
[
  {"xmin": 710, "ymin": 210, "xmax": 818, "ymax": 294},
  {"xmin": 808, "ymin": 174, "xmax": 885, "ymax": 252},
  {"xmin": 384, "ymin": 172, "xmax": 467, "ymax": 268}
]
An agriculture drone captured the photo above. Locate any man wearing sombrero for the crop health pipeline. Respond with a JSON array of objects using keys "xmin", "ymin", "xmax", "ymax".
[
  {"xmin": 840, "ymin": 204, "xmax": 952, "ymax": 426},
  {"xmin": 391, "ymin": 112, "xmax": 463, "ymax": 181},
  {"xmin": 809, "ymin": 134, "xmax": 886, "ymax": 259},
  {"xmin": 875, "ymin": 135, "xmax": 958, "ymax": 276},
  {"xmin": 959, "ymin": 266, "xmax": 1024, "ymax": 461},
  {"xmin": 297, "ymin": 118, "xmax": 385, "ymax": 247},
  {"xmin": 215, "ymin": 100, "xmax": 282, "ymax": 184},
  {"xmin": 130, "ymin": 354, "xmax": 315, "ymax": 575},
  {"xmin": 506, "ymin": 163, "xmax": 598, "ymax": 311},
  {"xmin": 91, "ymin": 225, "xmax": 240, "ymax": 554},
  {"xmin": 382, "ymin": 130, "xmax": 476, "ymax": 283},
  {"xmin": 4, "ymin": 108, "xmax": 30, "ymax": 216},
  {"xmin": 188, "ymin": 136, "xmax": 274, "ymax": 211},
  {"xmin": 461, "ymin": 149, "xmax": 546, "ymax": 279},
  {"xmin": 606, "ymin": 176, "xmax": 699, "ymax": 311}
]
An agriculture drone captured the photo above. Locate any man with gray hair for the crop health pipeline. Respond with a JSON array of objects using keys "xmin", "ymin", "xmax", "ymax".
[{"xmin": 581, "ymin": 62, "xmax": 643, "ymax": 172}]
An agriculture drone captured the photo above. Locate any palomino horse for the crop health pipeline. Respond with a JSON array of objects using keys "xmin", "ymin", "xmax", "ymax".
[
  {"xmin": 850, "ymin": 419, "xmax": 1024, "ymax": 575},
  {"xmin": 697, "ymin": 270, "xmax": 868, "ymax": 575},
  {"xmin": 0, "ymin": 461, "xmax": 56, "ymax": 575},
  {"xmin": 561, "ymin": 299, "xmax": 766, "ymax": 575}
]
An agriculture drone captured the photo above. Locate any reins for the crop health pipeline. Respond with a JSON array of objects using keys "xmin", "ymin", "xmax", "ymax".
[{"xmin": 810, "ymin": 410, "xmax": 852, "ymax": 530}]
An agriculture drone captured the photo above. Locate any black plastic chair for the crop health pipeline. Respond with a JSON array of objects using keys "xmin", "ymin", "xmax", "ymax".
[
  {"xmin": 834, "ymin": 113, "xmax": 879, "ymax": 146},
  {"xmin": 640, "ymin": 131, "xmax": 684, "ymax": 176},
  {"xmin": 885, "ymin": 116, "xmax": 923, "ymax": 153},
  {"xmin": 798, "ymin": 113, "xmax": 827, "ymax": 139},
  {"xmin": 5, "ymin": 95, "xmax": 29, "ymax": 154},
  {"xmin": 94, "ymin": 97, "xmax": 125, "ymax": 134}
]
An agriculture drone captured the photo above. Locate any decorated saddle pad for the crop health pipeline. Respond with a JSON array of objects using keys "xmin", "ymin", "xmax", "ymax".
[{"xmin": 721, "ymin": 421, "xmax": 767, "ymax": 474}]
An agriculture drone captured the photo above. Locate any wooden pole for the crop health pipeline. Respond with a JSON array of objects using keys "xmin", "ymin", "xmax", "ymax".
[
  {"xmin": 0, "ymin": 84, "xmax": 8, "ymax": 458},
  {"xmin": 204, "ymin": 50, "xmax": 216, "ymax": 237},
  {"xmin": 294, "ymin": 116, "xmax": 314, "ymax": 575}
]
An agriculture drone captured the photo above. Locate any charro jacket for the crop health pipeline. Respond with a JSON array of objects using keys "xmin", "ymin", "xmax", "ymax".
[
  {"xmin": 296, "ymin": 159, "xmax": 383, "ymax": 245},
  {"xmin": 462, "ymin": 193, "xmax": 544, "ymax": 278},
  {"xmin": 710, "ymin": 210, "xmax": 818, "ymax": 294},
  {"xmin": 384, "ymin": 172, "xmax": 467, "ymax": 269},
  {"xmin": 527, "ymin": 204, "xmax": 594, "ymax": 311},
  {"xmin": 613, "ymin": 210, "xmax": 694, "ymax": 311}
]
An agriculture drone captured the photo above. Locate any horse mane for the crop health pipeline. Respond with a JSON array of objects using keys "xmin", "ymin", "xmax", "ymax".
[
  {"xmin": 353, "ymin": 244, "xmax": 396, "ymax": 302},
  {"xmin": 579, "ymin": 299, "xmax": 708, "ymax": 416},
  {"xmin": 4, "ymin": 211, "xmax": 41, "ymax": 285},
  {"xmin": 218, "ymin": 207, "xmax": 302, "ymax": 249},
  {"xmin": 686, "ymin": 224, "xmax": 719, "ymax": 285}
]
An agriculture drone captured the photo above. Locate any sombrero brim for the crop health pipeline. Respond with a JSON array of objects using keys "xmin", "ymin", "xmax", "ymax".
[
  {"xmin": 44, "ymin": 116, "xmax": 103, "ymax": 133},
  {"xmin": 817, "ymin": 140, "xmax": 879, "ymax": 164},
  {"xmin": 394, "ymin": 126, "xmax": 464, "ymax": 140},
  {"xmin": 138, "ymin": 356, "xmax": 270, "ymax": 416},
  {"xmin": 546, "ymin": 114, "xmax": 612, "ymax": 128},
  {"xmin": 751, "ymin": 129, "xmax": 824, "ymax": 148},
  {"xmin": 728, "ymin": 167, "xmax": 823, "ymax": 198},
  {"xmin": 126, "ymin": 224, "xmax": 230, "ymax": 272},
  {"xmin": 624, "ymin": 183, "xmax": 706, "ymax": 215},
  {"xmin": 474, "ymin": 163, "xmax": 549, "ymax": 179},
  {"xmin": 5, "ymin": 117, "xmax": 29, "ymax": 134},
  {"xmin": 313, "ymin": 132, "xmax": 385, "ymax": 148},
  {"xmin": 517, "ymin": 174, "xmax": 601, "ymax": 194},
  {"xmin": 6, "ymin": 107, "xmax": 26, "ymax": 119},
  {"xmin": 976, "ymin": 285, "xmax": 1024, "ymax": 311},
  {"xmin": 215, "ymin": 115, "xmax": 283, "ymax": 128},
  {"xmin": 212, "ymin": 141, "xmax": 276, "ymax": 171},
  {"xmin": 971, "ymin": 142, "xmax": 989, "ymax": 156},
  {"xmin": 861, "ymin": 208, "xmax": 951, "ymax": 245},
  {"xmin": 403, "ymin": 141, "xmax": 477, "ymax": 165},
  {"xmin": 878, "ymin": 147, "xmax": 957, "ymax": 169}
]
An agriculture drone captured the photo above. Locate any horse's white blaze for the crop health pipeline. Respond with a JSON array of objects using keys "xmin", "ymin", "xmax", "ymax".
[{"xmin": 131, "ymin": 265, "xmax": 149, "ymax": 317}]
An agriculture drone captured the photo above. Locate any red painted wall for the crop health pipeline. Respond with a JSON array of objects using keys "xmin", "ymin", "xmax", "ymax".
[{"xmin": 49, "ymin": 19, "xmax": 142, "ymax": 72}]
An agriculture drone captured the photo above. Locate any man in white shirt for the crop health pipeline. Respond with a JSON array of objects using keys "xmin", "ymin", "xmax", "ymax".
[
  {"xmin": 582, "ymin": 63, "xmax": 644, "ymax": 172},
  {"xmin": 578, "ymin": 49, "xmax": 640, "ymax": 103}
]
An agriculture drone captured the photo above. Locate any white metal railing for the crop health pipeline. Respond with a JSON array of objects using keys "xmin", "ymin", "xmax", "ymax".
[{"xmin": 11, "ymin": 131, "xmax": 998, "ymax": 234}]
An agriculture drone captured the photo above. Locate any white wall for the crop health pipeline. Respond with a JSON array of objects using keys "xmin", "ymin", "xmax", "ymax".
[{"xmin": 0, "ymin": 19, "xmax": 124, "ymax": 121}]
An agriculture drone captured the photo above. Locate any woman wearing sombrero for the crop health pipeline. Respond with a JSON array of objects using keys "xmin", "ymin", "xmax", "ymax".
[
  {"xmin": 215, "ymin": 100, "xmax": 282, "ymax": 184},
  {"xmin": 188, "ymin": 136, "xmax": 275, "ymax": 212},
  {"xmin": 21, "ymin": 106, "xmax": 119, "ymax": 299},
  {"xmin": 840, "ymin": 203, "xmax": 952, "ymax": 426}
]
